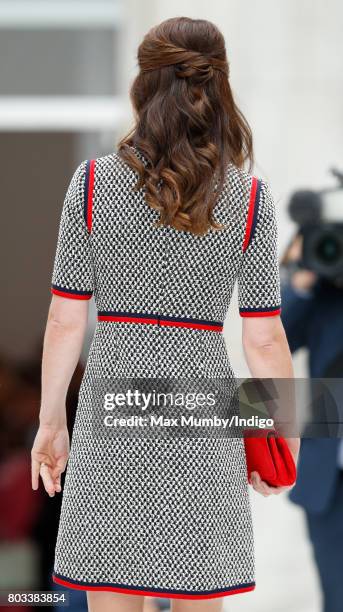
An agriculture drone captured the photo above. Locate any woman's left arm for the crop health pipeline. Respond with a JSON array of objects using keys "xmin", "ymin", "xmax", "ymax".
[
  {"xmin": 33, "ymin": 160, "xmax": 95, "ymax": 496},
  {"xmin": 31, "ymin": 295, "xmax": 89, "ymax": 497}
]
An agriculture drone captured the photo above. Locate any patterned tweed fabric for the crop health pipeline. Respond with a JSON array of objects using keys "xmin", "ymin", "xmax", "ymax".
[{"xmin": 51, "ymin": 146, "xmax": 281, "ymax": 598}]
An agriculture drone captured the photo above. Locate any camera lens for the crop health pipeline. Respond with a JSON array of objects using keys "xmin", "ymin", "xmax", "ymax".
[{"xmin": 315, "ymin": 234, "xmax": 341, "ymax": 264}]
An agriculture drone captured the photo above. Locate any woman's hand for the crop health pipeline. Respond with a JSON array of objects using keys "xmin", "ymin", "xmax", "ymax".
[
  {"xmin": 250, "ymin": 471, "xmax": 294, "ymax": 496},
  {"xmin": 250, "ymin": 436, "xmax": 300, "ymax": 497},
  {"xmin": 31, "ymin": 424, "xmax": 70, "ymax": 497}
]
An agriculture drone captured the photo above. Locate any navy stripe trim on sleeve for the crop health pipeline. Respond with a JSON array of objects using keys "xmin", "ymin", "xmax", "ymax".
[
  {"xmin": 51, "ymin": 285, "xmax": 93, "ymax": 300},
  {"xmin": 239, "ymin": 305, "xmax": 281, "ymax": 317}
]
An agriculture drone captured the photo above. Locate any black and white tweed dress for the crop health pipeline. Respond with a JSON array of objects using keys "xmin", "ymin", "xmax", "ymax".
[{"xmin": 51, "ymin": 147, "xmax": 281, "ymax": 600}]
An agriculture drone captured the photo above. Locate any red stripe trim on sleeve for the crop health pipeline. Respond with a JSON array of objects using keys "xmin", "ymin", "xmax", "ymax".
[
  {"xmin": 51, "ymin": 287, "xmax": 92, "ymax": 300},
  {"xmin": 240, "ymin": 308, "xmax": 281, "ymax": 318},
  {"xmin": 86, "ymin": 159, "xmax": 95, "ymax": 233},
  {"xmin": 242, "ymin": 176, "xmax": 258, "ymax": 252}
]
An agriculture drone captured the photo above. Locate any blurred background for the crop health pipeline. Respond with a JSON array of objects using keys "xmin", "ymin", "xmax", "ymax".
[{"xmin": 1, "ymin": 1, "xmax": 343, "ymax": 611}]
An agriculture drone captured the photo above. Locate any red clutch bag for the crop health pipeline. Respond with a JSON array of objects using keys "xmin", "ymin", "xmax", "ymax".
[{"xmin": 243, "ymin": 429, "xmax": 297, "ymax": 487}]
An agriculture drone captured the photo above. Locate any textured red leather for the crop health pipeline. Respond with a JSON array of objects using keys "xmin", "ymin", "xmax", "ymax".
[{"xmin": 244, "ymin": 429, "xmax": 297, "ymax": 487}]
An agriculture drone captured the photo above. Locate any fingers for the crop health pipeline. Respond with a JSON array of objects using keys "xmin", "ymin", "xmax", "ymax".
[
  {"xmin": 54, "ymin": 472, "xmax": 62, "ymax": 493},
  {"xmin": 42, "ymin": 462, "xmax": 67, "ymax": 496},
  {"xmin": 250, "ymin": 472, "xmax": 271, "ymax": 496},
  {"xmin": 51, "ymin": 464, "xmax": 63, "ymax": 493},
  {"xmin": 250, "ymin": 472, "xmax": 288, "ymax": 496},
  {"xmin": 52, "ymin": 457, "xmax": 67, "ymax": 493},
  {"xmin": 31, "ymin": 458, "xmax": 41, "ymax": 491},
  {"xmin": 40, "ymin": 463, "xmax": 57, "ymax": 497},
  {"xmin": 31, "ymin": 425, "xmax": 69, "ymax": 496},
  {"xmin": 31, "ymin": 451, "xmax": 67, "ymax": 495}
]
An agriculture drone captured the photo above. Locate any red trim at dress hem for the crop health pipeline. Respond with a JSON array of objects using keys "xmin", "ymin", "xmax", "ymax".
[
  {"xmin": 52, "ymin": 575, "xmax": 255, "ymax": 600},
  {"xmin": 51, "ymin": 288, "xmax": 92, "ymax": 300},
  {"xmin": 240, "ymin": 308, "xmax": 281, "ymax": 318}
]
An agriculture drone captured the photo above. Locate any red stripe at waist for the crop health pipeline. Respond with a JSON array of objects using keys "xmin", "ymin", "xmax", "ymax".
[{"xmin": 97, "ymin": 311, "xmax": 224, "ymax": 333}]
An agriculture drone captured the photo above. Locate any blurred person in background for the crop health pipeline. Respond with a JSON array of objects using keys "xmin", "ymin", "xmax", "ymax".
[
  {"xmin": 31, "ymin": 16, "xmax": 299, "ymax": 612},
  {"xmin": 0, "ymin": 347, "xmax": 89, "ymax": 612},
  {"xmin": 281, "ymin": 231, "xmax": 343, "ymax": 612},
  {"xmin": 0, "ymin": 356, "xmax": 44, "ymax": 612}
]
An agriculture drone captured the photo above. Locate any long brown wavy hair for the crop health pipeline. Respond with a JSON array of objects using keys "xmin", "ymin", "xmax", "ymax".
[{"xmin": 117, "ymin": 17, "xmax": 253, "ymax": 235}]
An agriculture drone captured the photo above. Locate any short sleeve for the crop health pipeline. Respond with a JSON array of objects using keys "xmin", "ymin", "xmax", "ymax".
[
  {"xmin": 238, "ymin": 179, "xmax": 282, "ymax": 317},
  {"xmin": 51, "ymin": 161, "xmax": 94, "ymax": 300}
]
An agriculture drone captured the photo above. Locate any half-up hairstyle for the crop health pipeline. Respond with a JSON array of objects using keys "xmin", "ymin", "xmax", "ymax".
[{"xmin": 117, "ymin": 17, "xmax": 253, "ymax": 235}]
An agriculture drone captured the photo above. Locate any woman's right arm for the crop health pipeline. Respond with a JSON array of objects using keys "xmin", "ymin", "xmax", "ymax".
[
  {"xmin": 238, "ymin": 179, "xmax": 300, "ymax": 496},
  {"xmin": 242, "ymin": 315, "xmax": 300, "ymax": 496}
]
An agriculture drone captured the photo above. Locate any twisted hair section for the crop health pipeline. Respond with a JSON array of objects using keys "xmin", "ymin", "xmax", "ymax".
[
  {"xmin": 118, "ymin": 17, "xmax": 253, "ymax": 235},
  {"xmin": 139, "ymin": 39, "xmax": 228, "ymax": 84}
]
